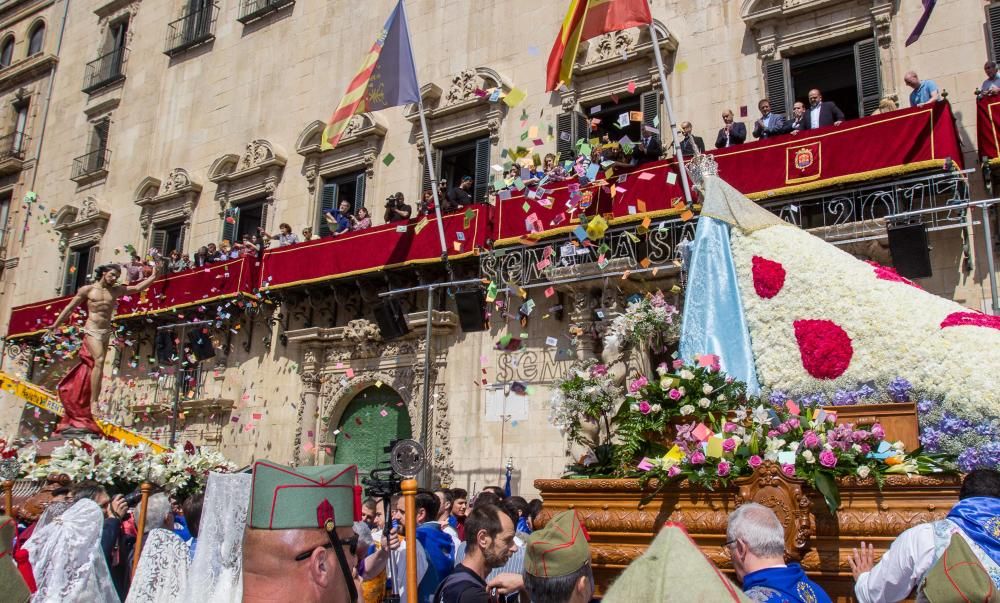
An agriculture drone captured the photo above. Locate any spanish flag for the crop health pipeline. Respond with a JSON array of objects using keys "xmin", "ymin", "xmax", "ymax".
[
  {"xmin": 322, "ymin": 1, "xmax": 420, "ymax": 150},
  {"xmin": 545, "ymin": 0, "xmax": 653, "ymax": 92}
]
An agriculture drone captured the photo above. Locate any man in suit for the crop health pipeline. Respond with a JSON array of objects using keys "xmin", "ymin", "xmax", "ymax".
[
  {"xmin": 633, "ymin": 126, "xmax": 662, "ymax": 164},
  {"xmin": 806, "ymin": 88, "xmax": 845, "ymax": 129},
  {"xmin": 752, "ymin": 98, "xmax": 785, "ymax": 139},
  {"xmin": 782, "ymin": 101, "xmax": 808, "ymax": 135},
  {"xmin": 678, "ymin": 121, "xmax": 705, "ymax": 157},
  {"xmin": 715, "ymin": 109, "xmax": 747, "ymax": 148}
]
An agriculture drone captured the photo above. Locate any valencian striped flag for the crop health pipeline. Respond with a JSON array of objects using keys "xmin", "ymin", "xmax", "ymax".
[
  {"xmin": 322, "ymin": 0, "xmax": 420, "ymax": 150},
  {"xmin": 546, "ymin": 0, "xmax": 653, "ymax": 92}
]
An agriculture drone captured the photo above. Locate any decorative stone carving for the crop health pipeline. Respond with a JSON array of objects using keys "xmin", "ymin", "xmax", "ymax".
[
  {"xmin": 592, "ymin": 30, "xmax": 636, "ymax": 63},
  {"xmin": 80, "ymin": 196, "xmax": 101, "ymax": 220},
  {"xmin": 241, "ymin": 140, "xmax": 275, "ymax": 171},
  {"xmin": 161, "ymin": 168, "xmax": 192, "ymax": 195},
  {"xmin": 757, "ymin": 40, "xmax": 777, "ymax": 61},
  {"xmin": 873, "ymin": 11, "xmax": 892, "ymax": 48},
  {"xmin": 341, "ymin": 115, "xmax": 365, "ymax": 139},
  {"xmin": 445, "ymin": 69, "xmax": 478, "ymax": 105}
]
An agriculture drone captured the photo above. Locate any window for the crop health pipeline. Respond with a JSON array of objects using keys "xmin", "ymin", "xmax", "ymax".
[
  {"xmin": 221, "ymin": 200, "xmax": 264, "ymax": 245},
  {"xmin": 0, "ymin": 36, "xmax": 13, "ymax": 68},
  {"xmin": 318, "ymin": 171, "xmax": 366, "ymax": 236},
  {"xmin": 27, "ymin": 22, "xmax": 44, "ymax": 57},
  {"xmin": 12, "ymin": 101, "xmax": 28, "ymax": 155},
  {"xmin": 559, "ymin": 91, "xmax": 661, "ymax": 159},
  {"xmin": 63, "ymin": 244, "xmax": 96, "ymax": 296},
  {"xmin": 421, "ymin": 137, "xmax": 490, "ymax": 203},
  {"xmin": 0, "ymin": 191, "xmax": 11, "ymax": 248},
  {"xmin": 989, "ymin": 3, "xmax": 1000, "ymax": 62},
  {"xmin": 764, "ymin": 38, "xmax": 881, "ymax": 119},
  {"xmin": 150, "ymin": 222, "xmax": 184, "ymax": 255},
  {"xmin": 89, "ymin": 118, "xmax": 110, "ymax": 165}
]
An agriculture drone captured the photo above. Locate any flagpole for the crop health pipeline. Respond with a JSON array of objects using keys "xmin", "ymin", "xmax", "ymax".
[{"xmin": 647, "ymin": 20, "xmax": 693, "ymax": 206}]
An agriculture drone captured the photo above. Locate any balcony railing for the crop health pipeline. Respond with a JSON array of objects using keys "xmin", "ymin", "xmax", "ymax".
[
  {"xmin": 164, "ymin": 3, "xmax": 218, "ymax": 56},
  {"xmin": 238, "ymin": 0, "xmax": 294, "ymax": 24},
  {"xmin": 0, "ymin": 132, "xmax": 28, "ymax": 176},
  {"xmin": 71, "ymin": 148, "xmax": 111, "ymax": 181},
  {"xmin": 152, "ymin": 364, "xmax": 208, "ymax": 408},
  {"xmin": 82, "ymin": 47, "xmax": 128, "ymax": 93}
]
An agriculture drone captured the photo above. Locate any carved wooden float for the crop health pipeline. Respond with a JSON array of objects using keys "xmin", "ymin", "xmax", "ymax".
[{"xmin": 536, "ymin": 464, "xmax": 961, "ymax": 602}]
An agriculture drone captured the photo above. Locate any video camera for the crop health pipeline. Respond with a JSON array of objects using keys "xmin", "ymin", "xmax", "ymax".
[{"xmin": 384, "ymin": 194, "xmax": 399, "ymax": 208}]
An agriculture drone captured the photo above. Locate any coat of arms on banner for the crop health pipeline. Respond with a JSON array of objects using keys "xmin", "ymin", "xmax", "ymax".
[{"xmin": 785, "ymin": 141, "xmax": 822, "ymax": 184}]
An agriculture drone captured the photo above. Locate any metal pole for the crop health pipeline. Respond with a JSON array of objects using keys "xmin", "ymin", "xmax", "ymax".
[
  {"xmin": 647, "ymin": 21, "xmax": 693, "ymax": 206},
  {"xmin": 981, "ymin": 203, "xmax": 1000, "ymax": 314},
  {"xmin": 169, "ymin": 323, "xmax": 186, "ymax": 448},
  {"xmin": 420, "ymin": 286, "xmax": 433, "ymax": 485}
]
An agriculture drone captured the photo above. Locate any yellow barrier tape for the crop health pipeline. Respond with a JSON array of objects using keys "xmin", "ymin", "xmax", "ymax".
[{"xmin": 0, "ymin": 372, "xmax": 166, "ymax": 453}]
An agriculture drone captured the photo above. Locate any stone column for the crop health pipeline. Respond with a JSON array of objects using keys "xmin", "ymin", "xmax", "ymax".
[{"xmin": 296, "ymin": 345, "xmax": 322, "ymax": 466}]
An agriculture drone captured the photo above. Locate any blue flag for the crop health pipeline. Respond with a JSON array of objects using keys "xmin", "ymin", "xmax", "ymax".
[{"xmin": 364, "ymin": 0, "xmax": 421, "ymax": 112}]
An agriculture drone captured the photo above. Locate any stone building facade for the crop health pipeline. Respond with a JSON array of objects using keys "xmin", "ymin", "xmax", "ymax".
[{"xmin": 0, "ymin": 0, "xmax": 997, "ymax": 494}]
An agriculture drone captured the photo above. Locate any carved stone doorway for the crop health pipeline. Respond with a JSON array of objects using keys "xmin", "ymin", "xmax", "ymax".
[{"xmin": 331, "ymin": 385, "xmax": 412, "ymax": 475}]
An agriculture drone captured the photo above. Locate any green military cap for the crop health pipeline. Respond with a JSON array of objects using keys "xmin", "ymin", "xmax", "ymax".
[
  {"xmin": 0, "ymin": 515, "xmax": 30, "ymax": 602},
  {"xmin": 923, "ymin": 532, "xmax": 998, "ymax": 603},
  {"xmin": 248, "ymin": 460, "xmax": 361, "ymax": 530},
  {"xmin": 525, "ymin": 510, "xmax": 591, "ymax": 578}
]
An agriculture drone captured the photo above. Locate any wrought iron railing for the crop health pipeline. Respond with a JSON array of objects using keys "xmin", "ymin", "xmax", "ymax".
[
  {"xmin": 82, "ymin": 47, "xmax": 128, "ymax": 93},
  {"xmin": 164, "ymin": 3, "xmax": 218, "ymax": 56},
  {"xmin": 238, "ymin": 0, "xmax": 294, "ymax": 23},
  {"xmin": 71, "ymin": 148, "xmax": 111, "ymax": 180},
  {"xmin": 152, "ymin": 363, "xmax": 208, "ymax": 408},
  {"xmin": 0, "ymin": 132, "xmax": 28, "ymax": 161}
]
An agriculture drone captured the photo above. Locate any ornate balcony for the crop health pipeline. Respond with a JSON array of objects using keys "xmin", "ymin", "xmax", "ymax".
[
  {"xmin": 82, "ymin": 47, "xmax": 128, "ymax": 94},
  {"xmin": 71, "ymin": 148, "xmax": 111, "ymax": 183},
  {"xmin": 238, "ymin": 0, "xmax": 294, "ymax": 24},
  {"xmin": 0, "ymin": 132, "xmax": 28, "ymax": 176},
  {"xmin": 164, "ymin": 3, "xmax": 218, "ymax": 57}
]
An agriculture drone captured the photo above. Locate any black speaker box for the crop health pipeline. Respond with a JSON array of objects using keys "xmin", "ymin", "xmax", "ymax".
[
  {"xmin": 455, "ymin": 289, "xmax": 487, "ymax": 332},
  {"xmin": 373, "ymin": 300, "xmax": 409, "ymax": 340},
  {"xmin": 887, "ymin": 223, "xmax": 932, "ymax": 279}
]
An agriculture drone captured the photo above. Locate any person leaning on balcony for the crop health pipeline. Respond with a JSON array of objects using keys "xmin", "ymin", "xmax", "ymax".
[
  {"xmin": 417, "ymin": 190, "xmax": 436, "ymax": 217},
  {"xmin": 726, "ymin": 503, "xmax": 833, "ymax": 603},
  {"xmin": 125, "ymin": 254, "xmax": 144, "ymax": 284},
  {"xmin": 980, "ymin": 61, "xmax": 1000, "ymax": 97},
  {"xmin": 678, "ymin": 121, "xmax": 705, "ymax": 157},
  {"xmin": 806, "ymin": 89, "xmax": 845, "ymax": 128},
  {"xmin": 905, "ymin": 71, "xmax": 940, "ymax": 107},
  {"xmin": 351, "ymin": 207, "xmax": 373, "ymax": 230},
  {"xmin": 384, "ymin": 192, "xmax": 413, "ymax": 223},
  {"xmin": 542, "ymin": 153, "xmax": 568, "ymax": 181},
  {"xmin": 871, "ymin": 97, "xmax": 899, "ymax": 115},
  {"xmin": 260, "ymin": 223, "xmax": 299, "ymax": 247},
  {"xmin": 848, "ymin": 469, "xmax": 1000, "ymax": 603},
  {"xmin": 753, "ymin": 98, "xmax": 786, "ymax": 139},
  {"xmin": 301, "ymin": 226, "xmax": 314, "ymax": 242},
  {"xmin": 715, "ymin": 109, "xmax": 747, "ymax": 149},
  {"xmin": 781, "ymin": 101, "xmax": 808, "ymax": 135},
  {"xmin": 205, "ymin": 242, "xmax": 223, "ymax": 263},
  {"xmin": 447, "ymin": 176, "xmax": 475, "ymax": 210},
  {"xmin": 193, "ymin": 246, "xmax": 209, "ymax": 267},
  {"xmin": 324, "ymin": 199, "xmax": 353, "ymax": 236}
]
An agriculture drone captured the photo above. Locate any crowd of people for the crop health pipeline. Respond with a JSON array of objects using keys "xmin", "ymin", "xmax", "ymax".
[{"xmin": 1, "ymin": 461, "xmax": 997, "ymax": 602}]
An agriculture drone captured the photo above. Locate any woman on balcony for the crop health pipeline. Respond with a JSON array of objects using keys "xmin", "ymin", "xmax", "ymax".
[{"xmin": 351, "ymin": 207, "xmax": 372, "ymax": 230}]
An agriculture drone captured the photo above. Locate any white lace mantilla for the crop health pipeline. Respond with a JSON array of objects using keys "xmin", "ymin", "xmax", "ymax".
[
  {"xmin": 183, "ymin": 472, "xmax": 252, "ymax": 602},
  {"xmin": 126, "ymin": 528, "xmax": 190, "ymax": 603}
]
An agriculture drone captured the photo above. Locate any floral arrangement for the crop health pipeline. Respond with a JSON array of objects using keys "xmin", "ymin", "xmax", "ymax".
[
  {"xmin": 602, "ymin": 291, "xmax": 679, "ymax": 356},
  {"xmin": 31, "ymin": 439, "xmax": 236, "ymax": 498},
  {"xmin": 549, "ymin": 360, "xmax": 624, "ymax": 448},
  {"xmin": 917, "ymin": 397, "xmax": 1000, "ymax": 471}
]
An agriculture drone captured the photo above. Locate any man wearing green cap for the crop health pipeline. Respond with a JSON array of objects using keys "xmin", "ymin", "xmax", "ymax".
[
  {"xmin": 522, "ymin": 510, "xmax": 594, "ymax": 603},
  {"xmin": 242, "ymin": 460, "xmax": 363, "ymax": 603}
]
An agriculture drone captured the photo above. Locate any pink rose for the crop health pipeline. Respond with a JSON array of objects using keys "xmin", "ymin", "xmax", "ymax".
[
  {"xmin": 672, "ymin": 359, "xmax": 685, "ymax": 370},
  {"xmin": 629, "ymin": 376, "xmax": 649, "ymax": 393},
  {"xmin": 852, "ymin": 430, "xmax": 870, "ymax": 443},
  {"xmin": 667, "ymin": 465, "xmax": 681, "ymax": 477},
  {"xmin": 722, "ymin": 438, "xmax": 736, "ymax": 452},
  {"xmin": 802, "ymin": 431, "xmax": 821, "ymax": 449},
  {"xmin": 748, "ymin": 455, "xmax": 763, "ymax": 469},
  {"xmin": 690, "ymin": 451, "xmax": 706, "ymax": 465},
  {"xmin": 781, "ymin": 463, "xmax": 796, "ymax": 477},
  {"xmin": 724, "ymin": 422, "xmax": 738, "ymax": 433},
  {"xmin": 778, "ymin": 424, "xmax": 789, "ymax": 434},
  {"xmin": 668, "ymin": 389, "xmax": 682, "ymax": 401},
  {"xmin": 638, "ymin": 400, "xmax": 652, "ymax": 415},
  {"xmin": 819, "ymin": 449, "xmax": 838, "ymax": 468},
  {"xmin": 871, "ymin": 423, "xmax": 885, "ymax": 439},
  {"xmin": 788, "ymin": 418, "xmax": 800, "ymax": 429},
  {"xmin": 717, "ymin": 461, "xmax": 731, "ymax": 477},
  {"xmin": 590, "ymin": 364, "xmax": 608, "ymax": 376}
]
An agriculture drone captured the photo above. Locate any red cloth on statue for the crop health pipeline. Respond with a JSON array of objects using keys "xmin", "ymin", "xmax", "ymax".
[
  {"xmin": 12, "ymin": 523, "xmax": 37, "ymax": 592},
  {"xmin": 54, "ymin": 343, "xmax": 104, "ymax": 435}
]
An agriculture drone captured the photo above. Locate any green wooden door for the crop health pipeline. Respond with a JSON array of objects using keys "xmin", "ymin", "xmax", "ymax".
[{"xmin": 333, "ymin": 386, "xmax": 412, "ymax": 474}]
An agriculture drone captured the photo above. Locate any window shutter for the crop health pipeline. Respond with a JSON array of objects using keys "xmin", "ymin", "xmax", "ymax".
[
  {"xmin": 318, "ymin": 181, "xmax": 337, "ymax": 237},
  {"xmin": 177, "ymin": 224, "xmax": 187, "ymax": 253},
  {"xmin": 764, "ymin": 59, "xmax": 790, "ymax": 116},
  {"xmin": 353, "ymin": 173, "xmax": 367, "ymax": 215},
  {"xmin": 640, "ymin": 90, "xmax": 662, "ymax": 139},
  {"xmin": 150, "ymin": 229, "xmax": 168, "ymax": 255},
  {"xmin": 221, "ymin": 207, "xmax": 239, "ymax": 245},
  {"xmin": 83, "ymin": 247, "xmax": 96, "ymax": 283},
  {"xmin": 556, "ymin": 112, "xmax": 574, "ymax": 159},
  {"xmin": 473, "ymin": 137, "xmax": 491, "ymax": 202},
  {"xmin": 94, "ymin": 119, "xmax": 110, "ymax": 154},
  {"xmin": 989, "ymin": 3, "xmax": 1000, "ymax": 62},
  {"xmin": 854, "ymin": 38, "xmax": 882, "ymax": 116},
  {"xmin": 420, "ymin": 148, "xmax": 441, "ymax": 200},
  {"xmin": 62, "ymin": 250, "xmax": 81, "ymax": 295}
]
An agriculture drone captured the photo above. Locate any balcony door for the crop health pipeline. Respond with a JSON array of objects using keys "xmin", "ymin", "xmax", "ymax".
[
  {"xmin": 184, "ymin": 0, "xmax": 213, "ymax": 42},
  {"xmin": 108, "ymin": 19, "xmax": 128, "ymax": 77},
  {"xmin": 63, "ymin": 244, "xmax": 96, "ymax": 296},
  {"xmin": 12, "ymin": 101, "xmax": 27, "ymax": 156}
]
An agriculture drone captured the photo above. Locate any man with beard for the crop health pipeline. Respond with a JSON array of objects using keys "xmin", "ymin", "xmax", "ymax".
[{"xmin": 435, "ymin": 504, "xmax": 521, "ymax": 602}]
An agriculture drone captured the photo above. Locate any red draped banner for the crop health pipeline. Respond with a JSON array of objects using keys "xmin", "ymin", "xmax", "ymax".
[{"xmin": 977, "ymin": 95, "xmax": 1000, "ymax": 164}]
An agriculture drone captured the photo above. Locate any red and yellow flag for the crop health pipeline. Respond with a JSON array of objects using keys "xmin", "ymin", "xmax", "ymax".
[{"xmin": 545, "ymin": 0, "xmax": 653, "ymax": 92}]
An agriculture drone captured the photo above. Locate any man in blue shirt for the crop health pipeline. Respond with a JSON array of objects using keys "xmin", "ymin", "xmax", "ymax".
[
  {"xmin": 906, "ymin": 71, "xmax": 940, "ymax": 107},
  {"xmin": 324, "ymin": 199, "xmax": 353, "ymax": 236},
  {"xmin": 753, "ymin": 98, "xmax": 785, "ymax": 139},
  {"xmin": 726, "ymin": 503, "xmax": 832, "ymax": 603}
]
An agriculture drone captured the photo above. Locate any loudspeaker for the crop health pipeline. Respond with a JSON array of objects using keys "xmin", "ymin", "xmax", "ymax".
[
  {"xmin": 373, "ymin": 300, "xmax": 409, "ymax": 341},
  {"xmin": 454, "ymin": 289, "xmax": 487, "ymax": 332},
  {"xmin": 887, "ymin": 223, "xmax": 932, "ymax": 279}
]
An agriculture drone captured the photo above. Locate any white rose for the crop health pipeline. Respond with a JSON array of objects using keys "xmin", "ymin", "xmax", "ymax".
[
  {"xmin": 702, "ymin": 384, "xmax": 714, "ymax": 394},
  {"xmin": 717, "ymin": 393, "xmax": 726, "ymax": 401},
  {"xmin": 892, "ymin": 441, "xmax": 905, "ymax": 452},
  {"xmin": 679, "ymin": 370, "xmax": 695, "ymax": 380},
  {"xmin": 630, "ymin": 404, "xmax": 639, "ymax": 412},
  {"xmin": 851, "ymin": 444, "xmax": 862, "ymax": 454},
  {"xmin": 679, "ymin": 404, "xmax": 695, "ymax": 416},
  {"xmin": 788, "ymin": 441, "xmax": 800, "ymax": 452},
  {"xmin": 802, "ymin": 450, "xmax": 815, "ymax": 464},
  {"xmin": 857, "ymin": 465, "xmax": 871, "ymax": 479},
  {"xmin": 650, "ymin": 404, "xmax": 662, "ymax": 413},
  {"xmin": 698, "ymin": 398, "xmax": 711, "ymax": 408},
  {"xmin": 678, "ymin": 387, "xmax": 686, "ymax": 396}
]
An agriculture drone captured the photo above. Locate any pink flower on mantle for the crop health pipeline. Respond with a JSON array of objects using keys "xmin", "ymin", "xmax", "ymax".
[
  {"xmin": 667, "ymin": 465, "xmax": 681, "ymax": 478},
  {"xmin": 717, "ymin": 461, "xmax": 731, "ymax": 477},
  {"xmin": 672, "ymin": 359, "xmax": 685, "ymax": 370},
  {"xmin": 722, "ymin": 438, "xmax": 736, "ymax": 452},
  {"xmin": 819, "ymin": 450, "xmax": 838, "ymax": 468},
  {"xmin": 668, "ymin": 389, "xmax": 682, "ymax": 401},
  {"xmin": 629, "ymin": 376, "xmax": 649, "ymax": 393},
  {"xmin": 781, "ymin": 463, "xmax": 796, "ymax": 477},
  {"xmin": 870, "ymin": 423, "xmax": 885, "ymax": 440},
  {"xmin": 690, "ymin": 451, "xmax": 706, "ymax": 465},
  {"xmin": 793, "ymin": 319, "xmax": 853, "ymax": 380},
  {"xmin": 867, "ymin": 261, "xmax": 920, "ymax": 289},
  {"xmin": 748, "ymin": 455, "xmax": 763, "ymax": 469},
  {"xmin": 940, "ymin": 311, "xmax": 1000, "ymax": 332},
  {"xmin": 751, "ymin": 255, "xmax": 786, "ymax": 299},
  {"xmin": 638, "ymin": 400, "xmax": 652, "ymax": 415}
]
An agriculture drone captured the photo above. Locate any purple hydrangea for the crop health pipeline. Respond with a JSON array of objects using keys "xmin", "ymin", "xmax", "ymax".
[
  {"xmin": 768, "ymin": 390, "xmax": 788, "ymax": 409},
  {"xmin": 917, "ymin": 399, "xmax": 935, "ymax": 414},
  {"xmin": 887, "ymin": 378, "xmax": 912, "ymax": 402}
]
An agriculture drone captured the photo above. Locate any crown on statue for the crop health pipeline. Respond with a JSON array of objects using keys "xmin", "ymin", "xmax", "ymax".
[{"xmin": 685, "ymin": 153, "xmax": 719, "ymax": 186}]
